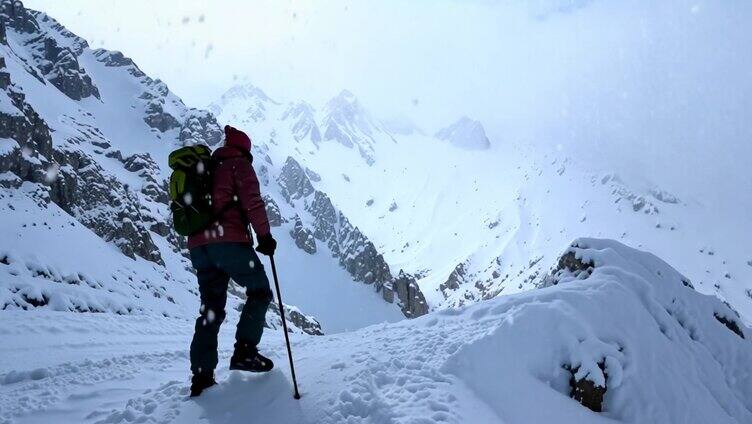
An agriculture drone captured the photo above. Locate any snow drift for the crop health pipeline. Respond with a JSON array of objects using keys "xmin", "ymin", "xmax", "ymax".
[{"xmin": 5, "ymin": 238, "xmax": 748, "ymax": 423}]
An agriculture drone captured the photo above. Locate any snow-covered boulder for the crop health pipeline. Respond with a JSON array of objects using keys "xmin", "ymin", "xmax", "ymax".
[
  {"xmin": 435, "ymin": 116, "xmax": 491, "ymax": 150},
  {"xmin": 442, "ymin": 238, "xmax": 751, "ymax": 422}
]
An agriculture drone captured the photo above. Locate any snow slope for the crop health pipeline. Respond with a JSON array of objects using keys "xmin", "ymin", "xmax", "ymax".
[
  {"xmin": 0, "ymin": 0, "xmax": 403, "ymax": 333},
  {"xmin": 210, "ymin": 81, "xmax": 752, "ymax": 325},
  {"xmin": 2, "ymin": 239, "xmax": 750, "ymax": 423}
]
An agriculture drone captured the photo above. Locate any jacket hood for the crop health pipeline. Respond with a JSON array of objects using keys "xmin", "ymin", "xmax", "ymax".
[{"xmin": 224, "ymin": 125, "xmax": 252, "ymax": 151}]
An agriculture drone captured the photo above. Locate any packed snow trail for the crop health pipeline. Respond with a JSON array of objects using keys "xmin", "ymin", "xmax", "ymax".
[{"xmin": 2, "ymin": 239, "xmax": 751, "ymax": 424}]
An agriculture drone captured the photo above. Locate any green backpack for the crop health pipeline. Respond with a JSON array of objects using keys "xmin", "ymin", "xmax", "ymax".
[{"xmin": 168, "ymin": 145, "xmax": 215, "ymax": 236}]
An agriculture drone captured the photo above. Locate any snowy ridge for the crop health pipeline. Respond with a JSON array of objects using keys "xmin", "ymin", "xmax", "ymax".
[{"xmin": 2, "ymin": 239, "xmax": 749, "ymax": 423}]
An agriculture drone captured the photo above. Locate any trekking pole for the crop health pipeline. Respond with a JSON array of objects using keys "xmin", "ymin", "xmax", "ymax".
[{"xmin": 269, "ymin": 255, "xmax": 301, "ymax": 400}]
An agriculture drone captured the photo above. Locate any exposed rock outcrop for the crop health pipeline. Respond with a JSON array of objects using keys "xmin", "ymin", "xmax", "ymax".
[
  {"xmin": 278, "ymin": 156, "xmax": 314, "ymax": 202},
  {"xmin": 392, "ymin": 271, "xmax": 429, "ymax": 317},
  {"xmin": 179, "ymin": 110, "xmax": 223, "ymax": 146},
  {"xmin": 263, "ymin": 194, "xmax": 283, "ymax": 227},
  {"xmin": 289, "ymin": 215, "xmax": 317, "ymax": 254},
  {"xmin": 267, "ymin": 301, "xmax": 324, "ymax": 336},
  {"xmin": 142, "ymin": 98, "xmax": 180, "ymax": 132},
  {"xmin": 229, "ymin": 282, "xmax": 323, "ymax": 336},
  {"xmin": 1, "ymin": 3, "xmax": 101, "ymax": 101},
  {"xmin": 440, "ymin": 263, "xmax": 467, "ymax": 298},
  {"xmin": 565, "ymin": 361, "xmax": 608, "ymax": 413}
]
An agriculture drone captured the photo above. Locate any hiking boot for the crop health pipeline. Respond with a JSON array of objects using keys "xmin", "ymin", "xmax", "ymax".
[
  {"xmin": 190, "ymin": 372, "xmax": 216, "ymax": 397},
  {"xmin": 230, "ymin": 343, "xmax": 274, "ymax": 372}
]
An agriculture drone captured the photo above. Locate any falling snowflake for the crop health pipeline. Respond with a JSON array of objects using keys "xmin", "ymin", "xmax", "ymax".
[
  {"xmin": 207, "ymin": 309, "xmax": 216, "ymax": 323},
  {"xmin": 196, "ymin": 161, "xmax": 206, "ymax": 174},
  {"xmin": 183, "ymin": 192, "xmax": 193, "ymax": 205},
  {"xmin": 44, "ymin": 163, "xmax": 60, "ymax": 183},
  {"xmin": 249, "ymin": 260, "xmax": 255, "ymax": 269}
]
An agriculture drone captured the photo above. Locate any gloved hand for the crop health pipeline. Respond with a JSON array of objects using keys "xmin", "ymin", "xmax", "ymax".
[{"xmin": 255, "ymin": 233, "xmax": 277, "ymax": 256}]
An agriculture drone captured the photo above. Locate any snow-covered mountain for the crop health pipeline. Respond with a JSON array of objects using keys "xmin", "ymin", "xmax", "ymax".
[
  {"xmin": 208, "ymin": 79, "xmax": 752, "ymax": 327},
  {"xmin": 0, "ymin": 0, "xmax": 407, "ymax": 334},
  {"xmin": 2, "ymin": 2, "xmax": 752, "ymax": 423},
  {"xmin": 435, "ymin": 116, "xmax": 491, "ymax": 150}
]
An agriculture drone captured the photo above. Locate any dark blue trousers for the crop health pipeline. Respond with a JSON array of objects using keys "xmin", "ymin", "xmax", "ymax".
[{"xmin": 189, "ymin": 243, "xmax": 272, "ymax": 374}]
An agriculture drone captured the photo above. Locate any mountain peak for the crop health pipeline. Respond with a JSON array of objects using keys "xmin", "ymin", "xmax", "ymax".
[
  {"xmin": 217, "ymin": 82, "xmax": 275, "ymax": 104},
  {"xmin": 320, "ymin": 89, "xmax": 383, "ymax": 164},
  {"xmin": 435, "ymin": 116, "xmax": 490, "ymax": 150},
  {"xmin": 209, "ymin": 82, "xmax": 278, "ymax": 122},
  {"xmin": 324, "ymin": 89, "xmax": 363, "ymax": 116}
]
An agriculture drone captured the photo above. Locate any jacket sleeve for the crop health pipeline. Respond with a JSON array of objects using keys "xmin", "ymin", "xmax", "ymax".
[{"xmin": 232, "ymin": 158, "xmax": 271, "ymax": 238}]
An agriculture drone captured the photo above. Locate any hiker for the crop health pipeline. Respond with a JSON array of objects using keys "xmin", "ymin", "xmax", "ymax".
[{"xmin": 182, "ymin": 125, "xmax": 277, "ymax": 397}]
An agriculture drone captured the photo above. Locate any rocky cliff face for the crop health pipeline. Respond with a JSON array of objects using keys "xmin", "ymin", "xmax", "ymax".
[
  {"xmin": 277, "ymin": 155, "xmax": 428, "ymax": 317},
  {"xmin": 1, "ymin": 4, "xmax": 100, "ymax": 101},
  {"xmin": 0, "ymin": 3, "xmax": 216, "ymax": 265}
]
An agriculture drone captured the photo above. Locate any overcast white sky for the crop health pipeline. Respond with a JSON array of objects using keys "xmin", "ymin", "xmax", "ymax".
[
  {"xmin": 19, "ymin": 1, "xmax": 711, "ymax": 130},
  {"xmin": 23, "ymin": 0, "xmax": 752, "ymax": 201}
]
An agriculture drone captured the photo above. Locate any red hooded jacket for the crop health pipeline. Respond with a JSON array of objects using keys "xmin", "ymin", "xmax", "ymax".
[{"xmin": 187, "ymin": 127, "xmax": 270, "ymax": 249}]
